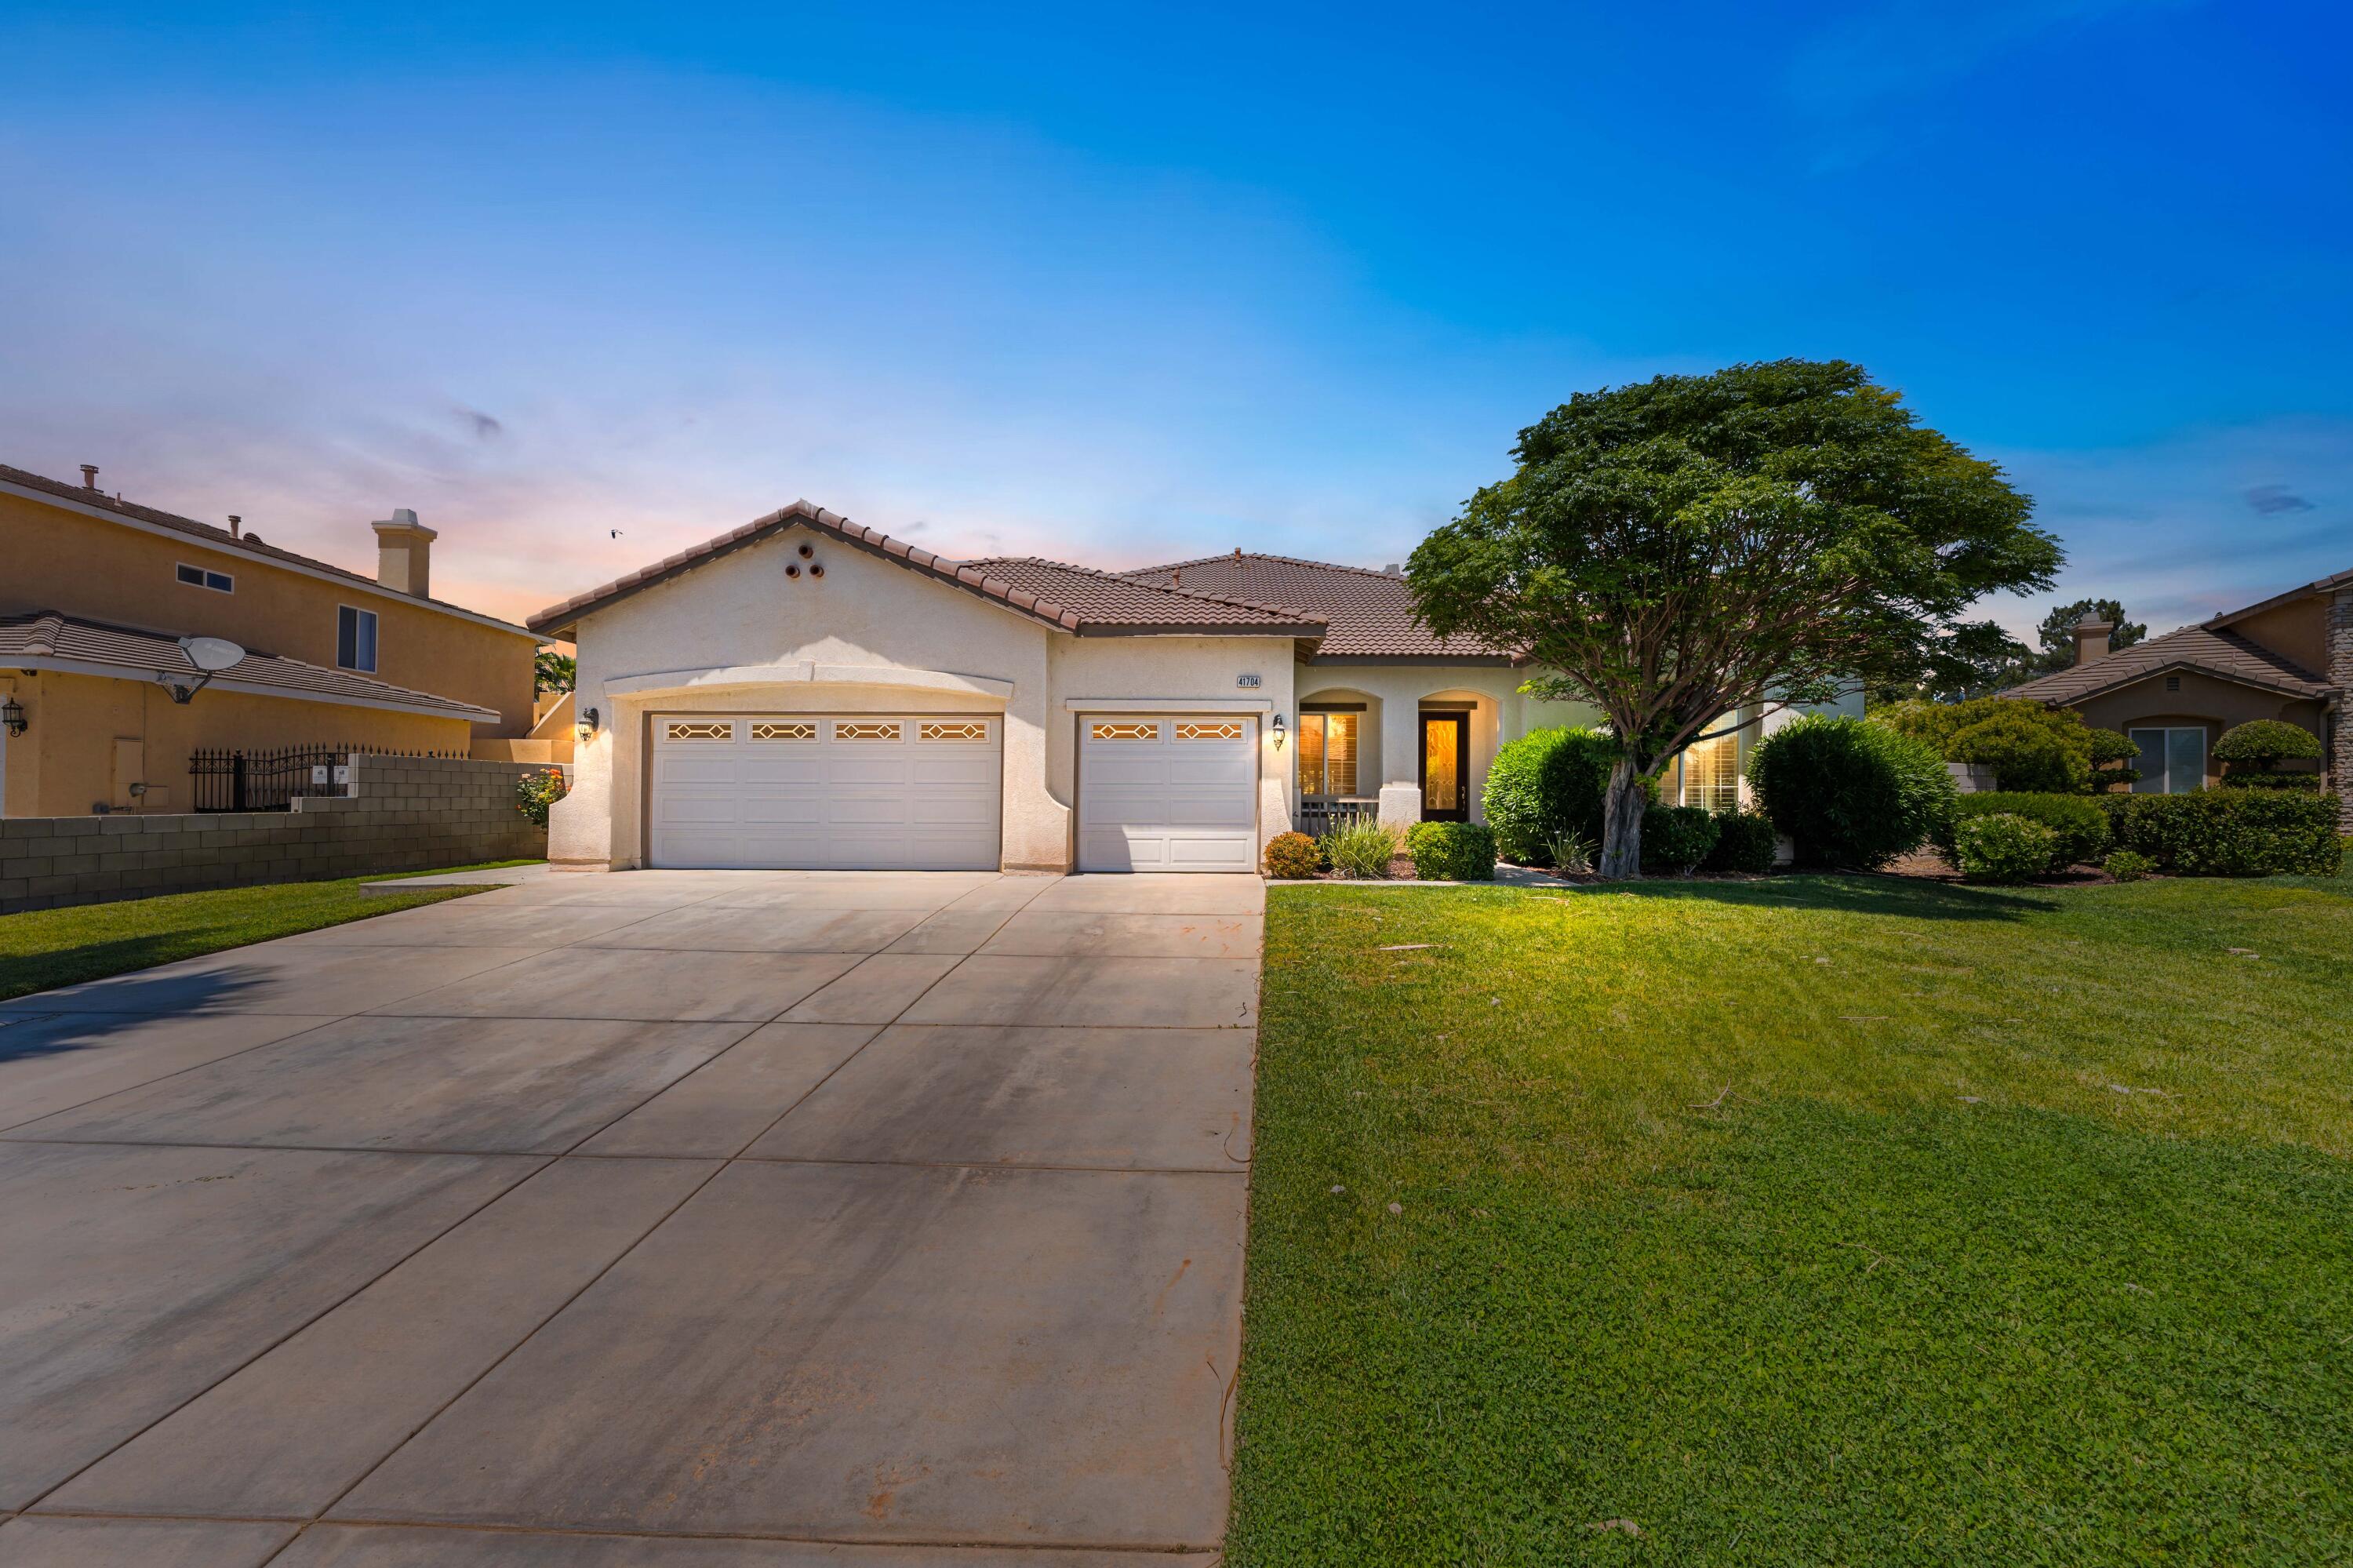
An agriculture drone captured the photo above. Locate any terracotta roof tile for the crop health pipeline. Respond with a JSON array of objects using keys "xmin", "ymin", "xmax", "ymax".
[
  {"xmin": 0, "ymin": 462, "xmax": 534, "ymax": 637},
  {"xmin": 1119, "ymin": 552, "xmax": 1515, "ymax": 661},
  {"xmin": 0, "ymin": 610, "xmax": 503, "ymax": 722},
  {"xmin": 527, "ymin": 504, "xmax": 1322, "ymax": 638},
  {"xmin": 2004, "ymin": 623, "xmax": 2333, "ymax": 704}
]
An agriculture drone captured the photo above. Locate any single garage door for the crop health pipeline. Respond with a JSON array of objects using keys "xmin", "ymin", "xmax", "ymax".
[
  {"xmin": 650, "ymin": 715, "xmax": 1002, "ymax": 870},
  {"xmin": 1078, "ymin": 715, "xmax": 1258, "ymax": 872}
]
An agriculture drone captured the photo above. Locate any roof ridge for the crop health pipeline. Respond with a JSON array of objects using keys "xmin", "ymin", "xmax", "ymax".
[
  {"xmin": 1121, "ymin": 550, "xmax": 1409, "ymax": 583},
  {"xmin": 971, "ymin": 554, "xmax": 1324, "ymax": 623}
]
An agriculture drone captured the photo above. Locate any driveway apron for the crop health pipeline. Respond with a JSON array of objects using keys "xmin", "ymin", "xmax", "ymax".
[{"xmin": 0, "ymin": 870, "xmax": 1257, "ymax": 1566}]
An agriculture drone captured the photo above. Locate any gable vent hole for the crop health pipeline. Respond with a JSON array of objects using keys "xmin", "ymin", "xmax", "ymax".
[{"xmin": 2166, "ymin": 675, "xmax": 2181, "ymax": 692}]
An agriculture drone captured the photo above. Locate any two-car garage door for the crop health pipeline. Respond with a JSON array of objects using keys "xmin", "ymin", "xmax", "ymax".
[
  {"xmin": 648, "ymin": 710, "xmax": 1260, "ymax": 871},
  {"xmin": 651, "ymin": 715, "xmax": 1001, "ymax": 870}
]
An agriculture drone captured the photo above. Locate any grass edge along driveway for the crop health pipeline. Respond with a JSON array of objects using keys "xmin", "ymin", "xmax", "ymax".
[
  {"xmin": 1227, "ymin": 872, "xmax": 2353, "ymax": 1566},
  {"xmin": 2, "ymin": 875, "xmax": 497, "ymax": 1002}
]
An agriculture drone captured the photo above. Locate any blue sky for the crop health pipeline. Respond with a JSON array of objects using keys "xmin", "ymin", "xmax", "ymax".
[{"xmin": 2, "ymin": 1, "xmax": 2346, "ymax": 635}]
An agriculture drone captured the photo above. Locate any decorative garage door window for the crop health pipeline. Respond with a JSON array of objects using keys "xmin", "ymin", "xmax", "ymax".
[
  {"xmin": 1089, "ymin": 721, "xmax": 1158, "ymax": 741},
  {"xmin": 750, "ymin": 721, "xmax": 817, "ymax": 741},
  {"xmin": 834, "ymin": 720, "xmax": 901, "ymax": 741},
  {"xmin": 1176, "ymin": 720, "xmax": 1244, "ymax": 740},
  {"xmin": 919, "ymin": 721, "xmax": 990, "ymax": 741},
  {"xmin": 664, "ymin": 720, "xmax": 733, "ymax": 741}
]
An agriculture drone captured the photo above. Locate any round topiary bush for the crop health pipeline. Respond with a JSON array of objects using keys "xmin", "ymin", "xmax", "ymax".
[
  {"xmin": 1262, "ymin": 831, "xmax": 1320, "ymax": 879},
  {"xmin": 2214, "ymin": 719, "xmax": 2322, "ymax": 767},
  {"xmin": 1746, "ymin": 715, "xmax": 1956, "ymax": 870},
  {"xmin": 1704, "ymin": 809, "xmax": 1780, "ymax": 875},
  {"xmin": 1480, "ymin": 726, "xmax": 1649, "ymax": 864},
  {"xmin": 1638, "ymin": 805, "xmax": 1719, "ymax": 875},
  {"xmin": 1954, "ymin": 813, "xmax": 2057, "ymax": 883}
]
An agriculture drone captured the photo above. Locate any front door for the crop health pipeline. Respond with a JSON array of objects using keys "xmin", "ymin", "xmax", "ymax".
[{"xmin": 1419, "ymin": 712, "xmax": 1469, "ymax": 822}]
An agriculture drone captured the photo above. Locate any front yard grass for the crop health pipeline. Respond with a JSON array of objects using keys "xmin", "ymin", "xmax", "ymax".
[
  {"xmin": 1230, "ymin": 871, "xmax": 2353, "ymax": 1565},
  {"xmin": 0, "ymin": 875, "xmax": 496, "ymax": 1001}
]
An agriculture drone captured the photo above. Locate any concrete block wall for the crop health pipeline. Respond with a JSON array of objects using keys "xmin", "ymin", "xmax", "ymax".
[
  {"xmin": 0, "ymin": 755, "xmax": 554, "ymax": 915},
  {"xmin": 2333, "ymin": 588, "xmax": 2352, "ymax": 832}
]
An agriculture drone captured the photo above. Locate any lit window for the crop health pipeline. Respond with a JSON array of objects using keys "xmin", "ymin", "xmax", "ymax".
[
  {"xmin": 1090, "ymin": 722, "xmax": 1158, "ymax": 741},
  {"xmin": 666, "ymin": 720, "xmax": 733, "ymax": 740},
  {"xmin": 919, "ymin": 721, "xmax": 989, "ymax": 741},
  {"xmin": 1176, "ymin": 720, "xmax": 1243, "ymax": 740},
  {"xmin": 1675, "ymin": 734, "xmax": 1740, "ymax": 813},
  {"xmin": 175, "ymin": 563, "xmax": 233, "ymax": 592},
  {"xmin": 1297, "ymin": 712, "xmax": 1358, "ymax": 795},
  {"xmin": 336, "ymin": 606, "xmax": 378, "ymax": 672},
  {"xmin": 835, "ymin": 721, "xmax": 900, "ymax": 740},
  {"xmin": 750, "ymin": 722, "xmax": 816, "ymax": 740}
]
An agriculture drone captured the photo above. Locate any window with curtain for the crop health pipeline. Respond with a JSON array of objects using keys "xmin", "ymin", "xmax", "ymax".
[
  {"xmin": 1674, "ymin": 733, "xmax": 1740, "ymax": 813},
  {"xmin": 1297, "ymin": 711, "xmax": 1358, "ymax": 795}
]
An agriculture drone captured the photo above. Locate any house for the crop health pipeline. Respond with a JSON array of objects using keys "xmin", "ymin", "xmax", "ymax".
[
  {"xmin": 2004, "ymin": 567, "xmax": 2349, "ymax": 821},
  {"xmin": 528, "ymin": 500, "xmax": 1855, "ymax": 874},
  {"xmin": 0, "ymin": 461, "xmax": 544, "ymax": 817}
]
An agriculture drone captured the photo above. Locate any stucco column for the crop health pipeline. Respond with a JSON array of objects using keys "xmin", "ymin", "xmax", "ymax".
[{"xmin": 546, "ymin": 679, "xmax": 616, "ymax": 870}]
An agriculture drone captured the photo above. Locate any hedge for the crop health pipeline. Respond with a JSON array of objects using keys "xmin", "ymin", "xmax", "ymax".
[
  {"xmin": 1931, "ymin": 792, "xmax": 2110, "ymax": 868},
  {"xmin": 1639, "ymin": 806, "xmax": 1719, "ymax": 875},
  {"xmin": 1704, "ymin": 810, "xmax": 1780, "ymax": 875},
  {"xmin": 1406, "ymin": 820, "xmax": 1497, "ymax": 882},
  {"xmin": 2100, "ymin": 789, "xmax": 2344, "ymax": 877}
]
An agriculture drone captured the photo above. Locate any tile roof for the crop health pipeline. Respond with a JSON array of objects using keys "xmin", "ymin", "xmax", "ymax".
[
  {"xmin": 1118, "ymin": 551, "xmax": 1516, "ymax": 661},
  {"xmin": 527, "ymin": 503, "xmax": 1324, "ymax": 638},
  {"xmin": 2004, "ymin": 623, "xmax": 2333, "ymax": 705},
  {"xmin": 0, "ymin": 610, "xmax": 504, "ymax": 722},
  {"xmin": 0, "ymin": 462, "xmax": 536, "ymax": 638},
  {"xmin": 958, "ymin": 556, "xmax": 1324, "ymax": 633}
]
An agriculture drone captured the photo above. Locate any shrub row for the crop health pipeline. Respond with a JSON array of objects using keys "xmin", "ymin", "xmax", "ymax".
[
  {"xmin": 1931, "ymin": 791, "xmax": 2110, "ymax": 867},
  {"xmin": 2100, "ymin": 790, "xmax": 2344, "ymax": 877}
]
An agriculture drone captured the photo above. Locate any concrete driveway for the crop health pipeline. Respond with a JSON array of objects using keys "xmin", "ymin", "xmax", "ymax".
[{"xmin": 0, "ymin": 870, "xmax": 1261, "ymax": 1567}]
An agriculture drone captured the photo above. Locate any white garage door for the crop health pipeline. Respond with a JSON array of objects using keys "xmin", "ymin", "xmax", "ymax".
[
  {"xmin": 650, "ymin": 715, "xmax": 1001, "ymax": 870},
  {"xmin": 1078, "ymin": 715, "xmax": 1258, "ymax": 872}
]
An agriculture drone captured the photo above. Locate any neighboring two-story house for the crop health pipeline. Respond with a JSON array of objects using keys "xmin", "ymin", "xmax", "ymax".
[
  {"xmin": 2005, "ymin": 565, "xmax": 2351, "ymax": 825},
  {"xmin": 0, "ymin": 461, "xmax": 544, "ymax": 817}
]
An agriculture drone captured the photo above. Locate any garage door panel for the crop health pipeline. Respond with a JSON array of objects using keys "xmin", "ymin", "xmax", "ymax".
[
  {"xmin": 653, "ymin": 714, "xmax": 1000, "ymax": 870},
  {"xmin": 1078, "ymin": 715, "xmax": 1257, "ymax": 874}
]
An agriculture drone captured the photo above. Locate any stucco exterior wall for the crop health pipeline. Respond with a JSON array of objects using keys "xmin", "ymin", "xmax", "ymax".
[
  {"xmin": 555, "ymin": 524, "xmax": 1059, "ymax": 870},
  {"xmin": 2221, "ymin": 596, "xmax": 2329, "ymax": 678},
  {"xmin": 0, "ymin": 669, "xmax": 471, "ymax": 818},
  {"xmin": 0, "ymin": 488, "xmax": 540, "ymax": 736},
  {"xmin": 2068, "ymin": 671, "xmax": 2327, "ymax": 788}
]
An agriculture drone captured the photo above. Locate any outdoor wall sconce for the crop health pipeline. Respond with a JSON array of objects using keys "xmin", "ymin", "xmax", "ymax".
[
  {"xmin": 1, "ymin": 696, "xmax": 24, "ymax": 737},
  {"xmin": 576, "ymin": 705, "xmax": 600, "ymax": 743},
  {"xmin": 1271, "ymin": 712, "xmax": 1286, "ymax": 750}
]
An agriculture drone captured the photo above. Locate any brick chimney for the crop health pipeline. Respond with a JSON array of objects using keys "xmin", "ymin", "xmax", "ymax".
[
  {"xmin": 371, "ymin": 508, "xmax": 438, "ymax": 598},
  {"xmin": 2072, "ymin": 613, "xmax": 2115, "ymax": 668}
]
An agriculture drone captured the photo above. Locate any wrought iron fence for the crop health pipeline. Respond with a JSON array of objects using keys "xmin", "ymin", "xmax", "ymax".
[
  {"xmin": 185, "ymin": 744, "xmax": 462, "ymax": 813},
  {"xmin": 1298, "ymin": 795, "xmax": 1383, "ymax": 837}
]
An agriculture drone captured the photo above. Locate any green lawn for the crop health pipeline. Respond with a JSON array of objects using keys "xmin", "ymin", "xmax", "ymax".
[
  {"xmin": 1230, "ymin": 871, "xmax": 2353, "ymax": 1565},
  {"xmin": 0, "ymin": 875, "xmax": 498, "ymax": 1002}
]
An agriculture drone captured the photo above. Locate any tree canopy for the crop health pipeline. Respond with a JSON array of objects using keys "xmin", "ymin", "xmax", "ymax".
[{"xmin": 1408, "ymin": 359, "xmax": 2062, "ymax": 875}]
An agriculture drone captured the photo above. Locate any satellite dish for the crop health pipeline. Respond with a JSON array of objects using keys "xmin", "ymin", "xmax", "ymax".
[{"xmin": 180, "ymin": 636, "xmax": 246, "ymax": 672}]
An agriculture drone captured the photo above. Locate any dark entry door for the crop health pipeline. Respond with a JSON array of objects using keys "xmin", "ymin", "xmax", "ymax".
[{"xmin": 1419, "ymin": 713, "xmax": 1470, "ymax": 821}]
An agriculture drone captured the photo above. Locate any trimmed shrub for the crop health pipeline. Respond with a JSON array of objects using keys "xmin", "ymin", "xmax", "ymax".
[
  {"xmin": 1320, "ymin": 820, "xmax": 1400, "ymax": 880},
  {"xmin": 2218, "ymin": 772, "xmax": 2323, "ymax": 791},
  {"xmin": 1747, "ymin": 715, "xmax": 1956, "ymax": 869},
  {"xmin": 2101, "ymin": 849, "xmax": 2156, "ymax": 883},
  {"xmin": 2085, "ymin": 727, "xmax": 2143, "ymax": 791},
  {"xmin": 2213, "ymin": 719, "xmax": 2323, "ymax": 770},
  {"xmin": 1262, "ymin": 831, "xmax": 1320, "ymax": 879},
  {"xmin": 2101, "ymin": 789, "xmax": 2344, "ymax": 877},
  {"xmin": 1406, "ymin": 820, "xmax": 1497, "ymax": 882},
  {"xmin": 1946, "ymin": 709, "xmax": 2093, "ymax": 794},
  {"xmin": 1954, "ymin": 813, "xmax": 2057, "ymax": 884},
  {"xmin": 515, "ymin": 768, "xmax": 568, "ymax": 828},
  {"xmin": 1482, "ymin": 726, "xmax": 1652, "ymax": 864},
  {"xmin": 1704, "ymin": 809, "xmax": 1780, "ymax": 875},
  {"xmin": 1932, "ymin": 792, "xmax": 2109, "ymax": 868},
  {"xmin": 1640, "ymin": 805, "xmax": 1720, "ymax": 875}
]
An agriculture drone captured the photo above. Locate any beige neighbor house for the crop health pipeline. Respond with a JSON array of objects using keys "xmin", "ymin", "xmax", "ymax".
[
  {"xmin": 0, "ymin": 461, "xmax": 550, "ymax": 818},
  {"xmin": 530, "ymin": 501, "xmax": 1857, "ymax": 874},
  {"xmin": 2004, "ymin": 566, "xmax": 2350, "ymax": 825}
]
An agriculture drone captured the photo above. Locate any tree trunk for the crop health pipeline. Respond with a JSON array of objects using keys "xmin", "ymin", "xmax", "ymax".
[{"xmin": 1598, "ymin": 755, "xmax": 1648, "ymax": 879}]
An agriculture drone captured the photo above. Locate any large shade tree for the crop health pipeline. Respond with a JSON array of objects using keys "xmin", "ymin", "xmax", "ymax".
[{"xmin": 1408, "ymin": 360, "xmax": 2063, "ymax": 879}]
